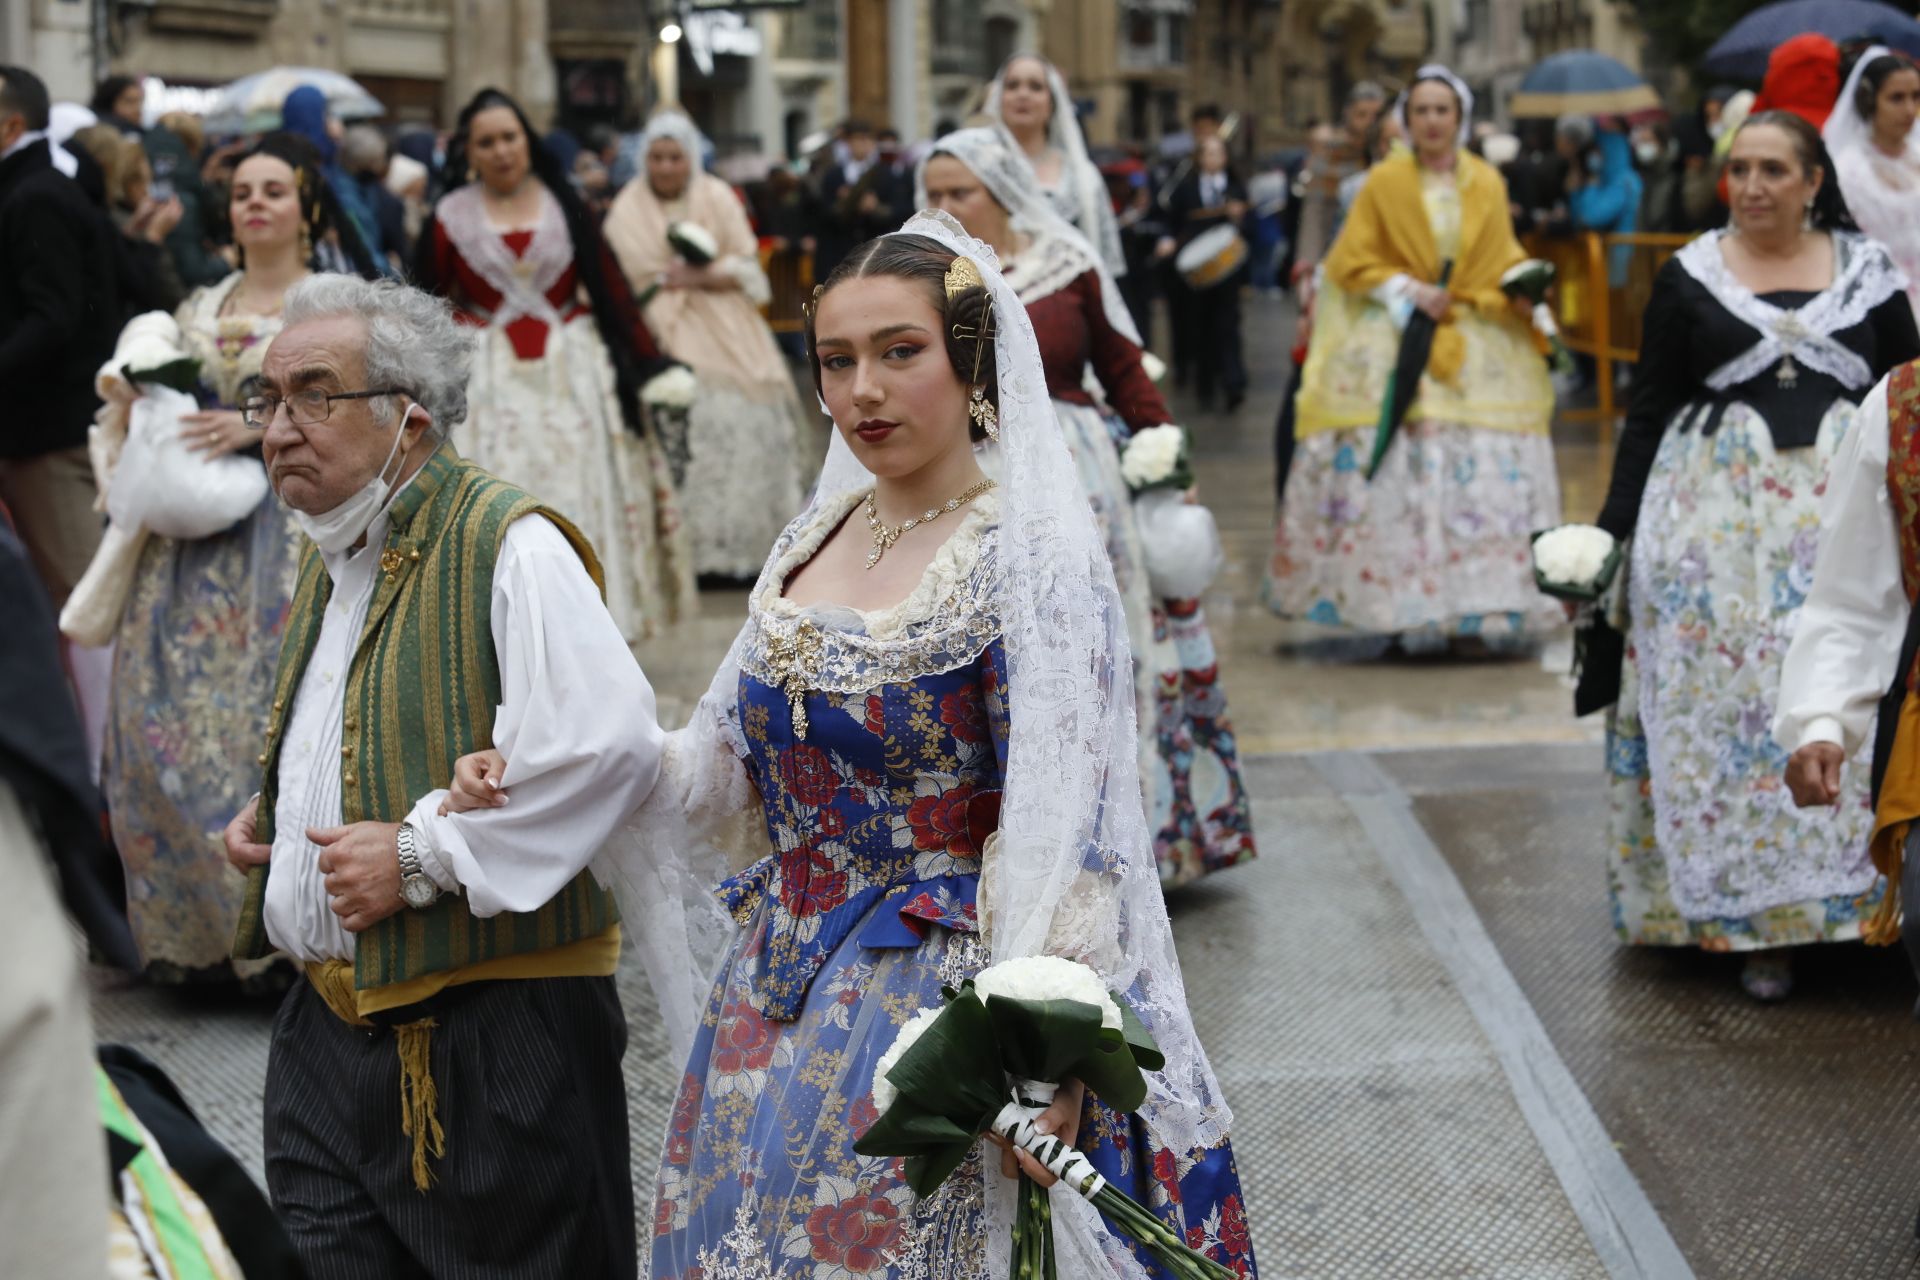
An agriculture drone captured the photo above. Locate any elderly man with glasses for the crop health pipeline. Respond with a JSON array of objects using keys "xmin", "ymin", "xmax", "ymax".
[{"xmin": 221, "ymin": 274, "xmax": 663, "ymax": 1278}]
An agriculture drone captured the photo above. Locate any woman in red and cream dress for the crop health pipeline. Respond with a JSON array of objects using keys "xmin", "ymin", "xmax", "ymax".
[{"xmin": 416, "ymin": 88, "xmax": 694, "ymax": 641}]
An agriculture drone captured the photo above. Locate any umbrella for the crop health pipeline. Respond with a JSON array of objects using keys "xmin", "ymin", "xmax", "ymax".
[
  {"xmin": 1508, "ymin": 51, "xmax": 1663, "ymax": 119},
  {"xmin": 1367, "ymin": 261, "xmax": 1452, "ymax": 481},
  {"xmin": 1702, "ymin": 0, "xmax": 1920, "ymax": 82},
  {"xmin": 203, "ymin": 67, "xmax": 384, "ymax": 135}
]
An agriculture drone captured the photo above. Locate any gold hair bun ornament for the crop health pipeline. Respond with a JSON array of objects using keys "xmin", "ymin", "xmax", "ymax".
[{"xmin": 944, "ymin": 254, "xmax": 986, "ymax": 299}]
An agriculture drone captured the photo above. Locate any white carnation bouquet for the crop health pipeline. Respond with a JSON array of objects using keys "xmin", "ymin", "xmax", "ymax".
[
  {"xmin": 1500, "ymin": 258, "xmax": 1576, "ymax": 376},
  {"xmin": 667, "ymin": 219, "xmax": 719, "ymax": 265},
  {"xmin": 1531, "ymin": 523, "xmax": 1621, "ymax": 601},
  {"xmin": 641, "ymin": 365, "xmax": 699, "ymax": 487},
  {"xmin": 1119, "ymin": 425, "xmax": 1224, "ymax": 599},
  {"xmin": 855, "ymin": 955, "xmax": 1231, "ymax": 1280}
]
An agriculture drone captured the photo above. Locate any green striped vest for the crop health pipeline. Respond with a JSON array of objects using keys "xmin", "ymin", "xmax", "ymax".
[{"xmin": 232, "ymin": 444, "xmax": 621, "ymax": 990}]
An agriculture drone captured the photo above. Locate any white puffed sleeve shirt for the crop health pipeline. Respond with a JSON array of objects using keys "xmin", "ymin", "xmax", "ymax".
[
  {"xmin": 1774, "ymin": 374, "xmax": 1909, "ymax": 758},
  {"xmin": 262, "ymin": 509, "xmax": 664, "ymax": 964}
]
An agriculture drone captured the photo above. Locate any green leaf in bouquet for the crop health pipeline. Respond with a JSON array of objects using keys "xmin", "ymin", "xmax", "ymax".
[
  {"xmin": 854, "ymin": 1109, "xmax": 981, "ymax": 1197},
  {"xmin": 1116, "ymin": 994, "xmax": 1165, "ymax": 1071},
  {"xmin": 902, "ymin": 1144, "xmax": 979, "ymax": 1199},
  {"xmin": 980, "ymin": 993, "xmax": 1107, "ymax": 1089},
  {"xmin": 882, "ymin": 990, "xmax": 1008, "ymax": 1121},
  {"xmin": 126, "ymin": 357, "xmax": 203, "ymax": 395},
  {"xmin": 1499, "ymin": 258, "xmax": 1556, "ymax": 305}
]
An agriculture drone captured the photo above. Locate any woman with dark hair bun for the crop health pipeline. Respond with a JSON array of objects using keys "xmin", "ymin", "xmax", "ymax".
[
  {"xmin": 416, "ymin": 87, "xmax": 694, "ymax": 641},
  {"xmin": 1825, "ymin": 47, "xmax": 1920, "ymax": 317},
  {"xmin": 86, "ymin": 130, "xmax": 378, "ymax": 990},
  {"xmin": 1591, "ymin": 110, "xmax": 1920, "ymax": 999}
]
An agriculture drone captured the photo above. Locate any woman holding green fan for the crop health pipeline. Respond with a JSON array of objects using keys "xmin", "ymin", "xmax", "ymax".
[
  {"xmin": 444, "ymin": 211, "xmax": 1253, "ymax": 1278},
  {"xmin": 1266, "ymin": 64, "xmax": 1562, "ymax": 655}
]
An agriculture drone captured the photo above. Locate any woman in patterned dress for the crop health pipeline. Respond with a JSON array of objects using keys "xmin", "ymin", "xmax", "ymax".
[
  {"xmin": 1594, "ymin": 112, "xmax": 1920, "ymax": 999},
  {"xmin": 98, "ymin": 132, "xmax": 377, "ymax": 986},
  {"xmin": 1264, "ymin": 65, "xmax": 1563, "ymax": 655},
  {"xmin": 919, "ymin": 128, "xmax": 1255, "ymax": 886},
  {"xmin": 415, "ymin": 88, "xmax": 694, "ymax": 641},
  {"xmin": 452, "ymin": 213, "xmax": 1253, "ymax": 1279}
]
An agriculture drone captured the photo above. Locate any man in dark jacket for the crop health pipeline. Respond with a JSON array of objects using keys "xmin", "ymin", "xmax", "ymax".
[
  {"xmin": 0, "ymin": 516, "xmax": 138, "ymax": 1280},
  {"xmin": 0, "ymin": 66, "xmax": 117, "ymax": 611}
]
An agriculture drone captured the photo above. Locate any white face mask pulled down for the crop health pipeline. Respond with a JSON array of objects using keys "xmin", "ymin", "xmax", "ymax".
[{"xmin": 283, "ymin": 403, "xmax": 418, "ymax": 555}]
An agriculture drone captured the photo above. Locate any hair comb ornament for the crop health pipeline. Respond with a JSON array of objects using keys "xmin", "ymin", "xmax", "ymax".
[
  {"xmin": 801, "ymin": 283, "xmax": 825, "ymax": 322},
  {"xmin": 944, "ymin": 254, "xmax": 985, "ymax": 299}
]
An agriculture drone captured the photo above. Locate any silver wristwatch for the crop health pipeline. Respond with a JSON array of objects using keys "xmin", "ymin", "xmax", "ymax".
[{"xmin": 396, "ymin": 823, "xmax": 441, "ymax": 910}]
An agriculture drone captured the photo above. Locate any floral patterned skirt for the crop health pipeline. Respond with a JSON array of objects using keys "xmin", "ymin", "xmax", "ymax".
[
  {"xmin": 1263, "ymin": 420, "xmax": 1563, "ymax": 644},
  {"xmin": 651, "ymin": 896, "xmax": 1255, "ymax": 1280},
  {"xmin": 1146, "ymin": 599, "xmax": 1257, "ymax": 887},
  {"xmin": 457, "ymin": 319, "xmax": 696, "ymax": 641},
  {"xmin": 1606, "ymin": 402, "xmax": 1882, "ymax": 949},
  {"xmin": 104, "ymin": 496, "xmax": 298, "ymax": 979},
  {"xmin": 1048, "ymin": 403, "xmax": 1258, "ymax": 886}
]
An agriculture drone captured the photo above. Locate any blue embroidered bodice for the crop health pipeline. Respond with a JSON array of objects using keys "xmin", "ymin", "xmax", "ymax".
[{"xmin": 717, "ymin": 491, "xmax": 1009, "ymax": 1020}]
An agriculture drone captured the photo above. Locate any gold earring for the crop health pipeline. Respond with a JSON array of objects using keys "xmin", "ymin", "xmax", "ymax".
[
  {"xmin": 299, "ymin": 222, "xmax": 312, "ymax": 263},
  {"xmin": 969, "ymin": 385, "xmax": 999, "ymax": 440}
]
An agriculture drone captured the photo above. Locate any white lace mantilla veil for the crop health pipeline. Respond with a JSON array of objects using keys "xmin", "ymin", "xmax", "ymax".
[
  {"xmin": 592, "ymin": 209, "xmax": 1229, "ymax": 1280},
  {"xmin": 1824, "ymin": 46, "xmax": 1894, "ymax": 162},
  {"xmin": 985, "ymin": 55, "xmax": 1129, "ymax": 282},
  {"xmin": 914, "ymin": 127, "xmax": 1144, "ymax": 349}
]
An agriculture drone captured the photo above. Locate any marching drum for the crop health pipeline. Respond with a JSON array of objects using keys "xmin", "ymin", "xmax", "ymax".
[{"xmin": 1176, "ymin": 224, "xmax": 1248, "ymax": 291}]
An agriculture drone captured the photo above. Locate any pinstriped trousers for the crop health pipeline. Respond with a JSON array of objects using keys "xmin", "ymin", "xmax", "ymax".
[{"xmin": 263, "ymin": 974, "xmax": 636, "ymax": 1279}]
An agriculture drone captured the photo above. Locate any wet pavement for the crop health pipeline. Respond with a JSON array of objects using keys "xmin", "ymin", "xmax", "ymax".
[{"xmin": 89, "ymin": 292, "xmax": 1920, "ymax": 1278}]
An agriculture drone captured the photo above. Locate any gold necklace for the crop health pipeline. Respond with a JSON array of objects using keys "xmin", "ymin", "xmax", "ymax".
[{"xmin": 863, "ymin": 478, "xmax": 996, "ymax": 570}]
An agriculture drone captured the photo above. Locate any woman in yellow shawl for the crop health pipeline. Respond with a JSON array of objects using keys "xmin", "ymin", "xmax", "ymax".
[
  {"xmin": 604, "ymin": 113, "xmax": 809, "ymax": 580},
  {"xmin": 1265, "ymin": 66, "xmax": 1562, "ymax": 654}
]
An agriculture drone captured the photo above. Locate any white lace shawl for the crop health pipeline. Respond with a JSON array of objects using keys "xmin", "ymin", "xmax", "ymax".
[
  {"xmin": 1675, "ymin": 229, "xmax": 1907, "ymax": 393},
  {"xmin": 598, "ymin": 211, "xmax": 1227, "ymax": 1280},
  {"xmin": 916, "ymin": 127, "xmax": 1143, "ymax": 348},
  {"xmin": 984, "ymin": 56, "xmax": 1128, "ymax": 281},
  {"xmin": 433, "ymin": 182, "xmax": 571, "ymax": 330}
]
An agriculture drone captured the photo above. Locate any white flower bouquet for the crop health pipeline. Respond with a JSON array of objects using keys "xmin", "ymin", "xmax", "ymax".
[
  {"xmin": 1120, "ymin": 424, "xmax": 1192, "ymax": 493},
  {"xmin": 1500, "ymin": 259, "xmax": 1576, "ymax": 376},
  {"xmin": 854, "ymin": 955, "xmax": 1232, "ymax": 1280},
  {"xmin": 641, "ymin": 366, "xmax": 698, "ymax": 489},
  {"xmin": 668, "ymin": 219, "xmax": 719, "ymax": 266},
  {"xmin": 1531, "ymin": 523, "xmax": 1621, "ymax": 602}
]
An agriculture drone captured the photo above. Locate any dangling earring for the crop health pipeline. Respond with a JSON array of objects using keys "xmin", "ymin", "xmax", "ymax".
[
  {"xmin": 299, "ymin": 221, "xmax": 313, "ymax": 264},
  {"xmin": 969, "ymin": 385, "xmax": 1000, "ymax": 440},
  {"xmin": 1803, "ymin": 201, "xmax": 1815, "ymax": 232}
]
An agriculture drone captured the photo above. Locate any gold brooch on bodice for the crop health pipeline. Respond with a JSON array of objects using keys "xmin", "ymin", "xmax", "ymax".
[{"xmin": 763, "ymin": 620, "xmax": 825, "ymax": 739}]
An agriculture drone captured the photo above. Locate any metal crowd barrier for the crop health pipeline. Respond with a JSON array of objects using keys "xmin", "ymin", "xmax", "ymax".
[
  {"xmin": 761, "ymin": 244, "xmax": 815, "ymax": 335},
  {"xmin": 1522, "ymin": 230, "xmax": 1693, "ymax": 432}
]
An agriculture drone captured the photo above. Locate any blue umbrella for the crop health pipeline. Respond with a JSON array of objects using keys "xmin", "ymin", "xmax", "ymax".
[
  {"xmin": 1703, "ymin": 0, "xmax": 1920, "ymax": 82},
  {"xmin": 1509, "ymin": 51, "xmax": 1663, "ymax": 118}
]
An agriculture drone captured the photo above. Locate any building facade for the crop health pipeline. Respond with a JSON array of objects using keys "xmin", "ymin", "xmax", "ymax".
[{"xmin": 1437, "ymin": 0, "xmax": 1651, "ymax": 127}]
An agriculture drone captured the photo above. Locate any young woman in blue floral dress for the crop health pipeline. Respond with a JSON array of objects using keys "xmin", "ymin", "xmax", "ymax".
[{"xmin": 452, "ymin": 213, "xmax": 1253, "ymax": 1279}]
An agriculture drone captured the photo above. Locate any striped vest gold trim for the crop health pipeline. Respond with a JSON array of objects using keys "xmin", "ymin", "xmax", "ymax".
[{"xmin": 233, "ymin": 444, "xmax": 620, "ymax": 989}]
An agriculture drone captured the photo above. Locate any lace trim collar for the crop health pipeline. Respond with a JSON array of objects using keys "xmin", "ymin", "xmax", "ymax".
[
  {"xmin": 741, "ymin": 489, "xmax": 1004, "ymax": 705},
  {"xmin": 1676, "ymin": 229, "xmax": 1905, "ymax": 392}
]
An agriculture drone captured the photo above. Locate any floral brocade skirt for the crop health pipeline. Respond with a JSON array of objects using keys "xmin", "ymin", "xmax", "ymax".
[
  {"xmin": 105, "ymin": 496, "xmax": 298, "ymax": 981},
  {"xmin": 1607, "ymin": 402, "xmax": 1882, "ymax": 950},
  {"xmin": 651, "ymin": 894, "xmax": 1256, "ymax": 1280},
  {"xmin": 1264, "ymin": 420, "xmax": 1564, "ymax": 646},
  {"xmin": 456, "ymin": 319, "xmax": 695, "ymax": 642}
]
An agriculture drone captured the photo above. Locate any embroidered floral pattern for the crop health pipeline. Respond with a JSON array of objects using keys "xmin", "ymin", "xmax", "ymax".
[{"xmin": 1608, "ymin": 400, "xmax": 1883, "ymax": 944}]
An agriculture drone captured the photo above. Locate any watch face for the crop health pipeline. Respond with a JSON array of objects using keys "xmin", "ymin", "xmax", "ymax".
[{"xmin": 401, "ymin": 875, "xmax": 438, "ymax": 909}]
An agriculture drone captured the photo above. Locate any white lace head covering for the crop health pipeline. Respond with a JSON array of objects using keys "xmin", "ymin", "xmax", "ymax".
[
  {"xmin": 984, "ymin": 54, "xmax": 1128, "ymax": 279},
  {"xmin": 604, "ymin": 209, "xmax": 1226, "ymax": 1280},
  {"xmin": 638, "ymin": 110, "xmax": 710, "ymax": 171},
  {"xmin": 915, "ymin": 127, "xmax": 1142, "ymax": 346},
  {"xmin": 1825, "ymin": 46, "xmax": 1900, "ymax": 157},
  {"xmin": 1394, "ymin": 63, "xmax": 1475, "ymax": 149}
]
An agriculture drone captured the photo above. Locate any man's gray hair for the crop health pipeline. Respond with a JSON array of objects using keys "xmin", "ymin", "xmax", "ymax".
[
  {"xmin": 282, "ymin": 275, "xmax": 470, "ymax": 436},
  {"xmin": 1347, "ymin": 80, "xmax": 1389, "ymax": 107}
]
